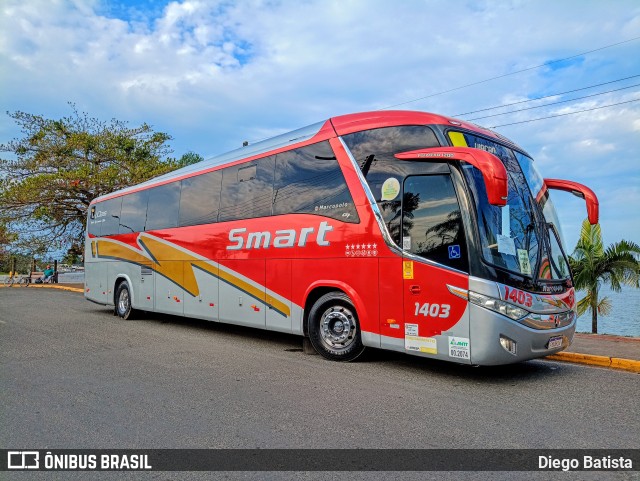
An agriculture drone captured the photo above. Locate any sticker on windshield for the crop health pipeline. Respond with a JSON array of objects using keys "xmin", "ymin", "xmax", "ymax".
[
  {"xmin": 448, "ymin": 245, "xmax": 461, "ymax": 259},
  {"xmin": 517, "ymin": 249, "xmax": 532, "ymax": 275},
  {"xmin": 381, "ymin": 177, "xmax": 401, "ymax": 201},
  {"xmin": 501, "ymin": 205, "xmax": 510, "ymax": 237},
  {"xmin": 403, "ymin": 236, "xmax": 411, "ymax": 250},
  {"xmin": 497, "ymin": 235, "xmax": 516, "ymax": 255}
]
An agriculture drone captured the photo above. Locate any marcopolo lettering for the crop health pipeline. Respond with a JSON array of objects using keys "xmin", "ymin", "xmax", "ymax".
[
  {"xmin": 227, "ymin": 221, "xmax": 334, "ymax": 250},
  {"xmin": 416, "ymin": 152, "xmax": 454, "ymax": 158}
]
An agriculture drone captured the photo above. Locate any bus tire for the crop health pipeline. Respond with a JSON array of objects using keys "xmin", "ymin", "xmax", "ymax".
[
  {"xmin": 308, "ymin": 292, "xmax": 365, "ymax": 362},
  {"xmin": 115, "ymin": 281, "xmax": 135, "ymax": 320}
]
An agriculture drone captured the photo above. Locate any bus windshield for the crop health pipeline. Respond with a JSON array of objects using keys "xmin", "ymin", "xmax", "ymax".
[
  {"xmin": 515, "ymin": 151, "xmax": 571, "ymax": 280},
  {"xmin": 453, "ymin": 132, "xmax": 570, "ymax": 281}
]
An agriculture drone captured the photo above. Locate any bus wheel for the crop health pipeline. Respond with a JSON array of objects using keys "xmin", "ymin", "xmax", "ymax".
[
  {"xmin": 115, "ymin": 281, "xmax": 134, "ymax": 320},
  {"xmin": 308, "ymin": 292, "xmax": 365, "ymax": 362}
]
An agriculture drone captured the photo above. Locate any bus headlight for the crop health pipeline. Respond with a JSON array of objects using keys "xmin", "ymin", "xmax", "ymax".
[{"xmin": 468, "ymin": 291, "xmax": 528, "ymax": 321}]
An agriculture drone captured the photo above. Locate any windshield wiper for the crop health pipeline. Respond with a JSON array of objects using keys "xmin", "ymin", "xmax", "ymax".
[
  {"xmin": 527, "ymin": 220, "xmax": 547, "ymax": 286},
  {"xmin": 547, "ymin": 223, "xmax": 572, "ymax": 281}
]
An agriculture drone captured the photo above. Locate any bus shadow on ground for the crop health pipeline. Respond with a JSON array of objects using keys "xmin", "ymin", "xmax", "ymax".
[{"xmin": 104, "ymin": 307, "xmax": 573, "ymax": 384}]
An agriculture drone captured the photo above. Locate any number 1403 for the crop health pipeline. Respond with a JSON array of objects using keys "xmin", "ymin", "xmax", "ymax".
[{"xmin": 414, "ymin": 302, "xmax": 450, "ymax": 318}]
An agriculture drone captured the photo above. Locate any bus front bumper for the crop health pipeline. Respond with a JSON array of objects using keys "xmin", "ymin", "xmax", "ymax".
[{"xmin": 469, "ymin": 304, "xmax": 576, "ymax": 366}]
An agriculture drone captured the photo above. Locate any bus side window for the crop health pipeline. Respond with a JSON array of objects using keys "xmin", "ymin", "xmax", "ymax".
[
  {"xmin": 273, "ymin": 141, "xmax": 358, "ymax": 223},
  {"xmin": 87, "ymin": 197, "xmax": 121, "ymax": 237},
  {"xmin": 146, "ymin": 182, "xmax": 181, "ymax": 231},
  {"xmin": 218, "ymin": 156, "xmax": 275, "ymax": 222},
  {"xmin": 101, "ymin": 196, "xmax": 122, "ymax": 236},
  {"xmin": 119, "ymin": 190, "xmax": 149, "ymax": 234},
  {"xmin": 179, "ymin": 171, "xmax": 222, "ymax": 227},
  {"xmin": 342, "ymin": 125, "xmax": 441, "ymax": 241}
]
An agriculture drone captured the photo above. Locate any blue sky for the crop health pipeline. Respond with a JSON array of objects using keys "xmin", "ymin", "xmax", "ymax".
[{"xmin": 1, "ymin": 0, "xmax": 639, "ymax": 250}]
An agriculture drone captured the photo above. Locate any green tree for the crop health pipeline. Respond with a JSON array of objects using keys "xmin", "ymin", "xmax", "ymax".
[
  {"xmin": 62, "ymin": 243, "xmax": 83, "ymax": 265},
  {"xmin": 178, "ymin": 151, "xmax": 204, "ymax": 167},
  {"xmin": 569, "ymin": 219, "xmax": 640, "ymax": 333},
  {"xmin": 0, "ymin": 104, "xmax": 185, "ymax": 253}
]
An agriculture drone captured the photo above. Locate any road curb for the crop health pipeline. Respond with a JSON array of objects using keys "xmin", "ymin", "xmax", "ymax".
[
  {"xmin": 29, "ymin": 285, "xmax": 85, "ymax": 293},
  {"xmin": 0, "ymin": 284, "xmax": 84, "ymax": 293},
  {"xmin": 546, "ymin": 352, "xmax": 640, "ymax": 373}
]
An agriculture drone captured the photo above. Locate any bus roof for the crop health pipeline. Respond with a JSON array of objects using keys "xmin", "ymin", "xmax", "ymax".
[{"xmin": 92, "ymin": 110, "xmax": 523, "ymax": 204}]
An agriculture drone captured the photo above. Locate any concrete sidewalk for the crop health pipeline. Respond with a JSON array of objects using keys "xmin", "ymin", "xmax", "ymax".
[
  {"xmin": 3, "ymin": 282, "xmax": 639, "ymax": 372},
  {"xmin": 547, "ymin": 332, "xmax": 640, "ymax": 373}
]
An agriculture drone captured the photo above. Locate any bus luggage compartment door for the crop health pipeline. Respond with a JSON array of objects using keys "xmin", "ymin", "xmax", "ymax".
[
  {"xmin": 218, "ymin": 260, "xmax": 266, "ymax": 329},
  {"xmin": 154, "ymin": 260, "xmax": 184, "ymax": 316},
  {"xmin": 139, "ymin": 262, "xmax": 154, "ymax": 311}
]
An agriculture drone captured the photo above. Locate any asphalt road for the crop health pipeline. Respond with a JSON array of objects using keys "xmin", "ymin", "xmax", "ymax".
[{"xmin": 1, "ymin": 288, "xmax": 638, "ymax": 480}]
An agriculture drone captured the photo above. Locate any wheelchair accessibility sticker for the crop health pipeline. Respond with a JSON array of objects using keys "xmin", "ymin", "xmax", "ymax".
[{"xmin": 448, "ymin": 245, "xmax": 461, "ymax": 259}]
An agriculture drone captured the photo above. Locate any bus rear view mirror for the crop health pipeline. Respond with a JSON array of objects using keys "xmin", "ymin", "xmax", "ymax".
[
  {"xmin": 543, "ymin": 178, "xmax": 599, "ymax": 225},
  {"xmin": 395, "ymin": 147, "xmax": 508, "ymax": 206}
]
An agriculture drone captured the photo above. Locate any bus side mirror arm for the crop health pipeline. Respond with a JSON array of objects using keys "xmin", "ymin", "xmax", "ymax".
[
  {"xmin": 543, "ymin": 178, "xmax": 599, "ymax": 225},
  {"xmin": 395, "ymin": 147, "xmax": 508, "ymax": 206}
]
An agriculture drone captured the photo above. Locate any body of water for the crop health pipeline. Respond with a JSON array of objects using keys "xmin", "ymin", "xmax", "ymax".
[
  {"xmin": 575, "ymin": 285, "xmax": 640, "ymax": 337},
  {"xmin": 54, "ymin": 273, "xmax": 640, "ymax": 337}
]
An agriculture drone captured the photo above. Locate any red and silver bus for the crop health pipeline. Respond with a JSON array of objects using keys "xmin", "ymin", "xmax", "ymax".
[{"xmin": 85, "ymin": 110, "xmax": 598, "ymax": 365}]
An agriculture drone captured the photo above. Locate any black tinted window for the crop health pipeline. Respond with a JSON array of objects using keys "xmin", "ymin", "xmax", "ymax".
[
  {"xmin": 402, "ymin": 175, "xmax": 468, "ymax": 272},
  {"xmin": 219, "ymin": 156, "xmax": 275, "ymax": 222},
  {"xmin": 343, "ymin": 126, "xmax": 441, "ymax": 242},
  {"xmin": 146, "ymin": 182, "xmax": 181, "ymax": 231},
  {"xmin": 88, "ymin": 196, "xmax": 122, "ymax": 237},
  {"xmin": 343, "ymin": 125, "xmax": 440, "ymax": 168},
  {"xmin": 273, "ymin": 141, "xmax": 358, "ymax": 222},
  {"xmin": 119, "ymin": 190, "xmax": 149, "ymax": 234},
  {"xmin": 101, "ymin": 197, "xmax": 122, "ymax": 236},
  {"xmin": 179, "ymin": 171, "xmax": 222, "ymax": 227}
]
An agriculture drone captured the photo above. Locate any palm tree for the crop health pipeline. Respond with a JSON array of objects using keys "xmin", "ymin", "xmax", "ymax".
[{"xmin": 569, "ymin": 219, "xmax": 640, "ymax": 333}]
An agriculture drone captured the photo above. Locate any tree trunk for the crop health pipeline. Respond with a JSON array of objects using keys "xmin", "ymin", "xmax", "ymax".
[{"xmin": 591, "ymin": 289, "xmax": 598, "ymax": 334}]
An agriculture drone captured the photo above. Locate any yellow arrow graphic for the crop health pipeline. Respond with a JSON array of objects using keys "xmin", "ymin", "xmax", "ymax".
[
  {"xmin": 95, "ymin": 234, "xmax": 290, "ymax": 317},
  {"xmin": 138, "ymin": 235, "xmax": 213, "ymax": 297}
]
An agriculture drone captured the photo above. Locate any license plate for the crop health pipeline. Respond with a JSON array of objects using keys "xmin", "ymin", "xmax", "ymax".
[{"xmin": 547, "ymin": 336, "xmax": 563, "ymax": 350}]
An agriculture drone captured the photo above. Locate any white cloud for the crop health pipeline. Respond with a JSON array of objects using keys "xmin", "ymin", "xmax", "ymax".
[{"xmin": 0, "ymin": 0, "xmax": 639, "ymax": 246}]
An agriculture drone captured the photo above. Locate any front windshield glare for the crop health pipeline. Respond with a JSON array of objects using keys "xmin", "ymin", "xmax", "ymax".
[
  {"xmin": 454, "ymin": 131, "xmax": 571, "ymax": 281},
  {"xmin": 463, "ymin": 163, "xmax": 539, "ymax": 277},
  {"xmin": 515, "ymin": 152, "xmax": 567, "ymax": 250}
]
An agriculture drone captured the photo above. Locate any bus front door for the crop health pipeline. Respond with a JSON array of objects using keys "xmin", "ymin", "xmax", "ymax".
[{"xmin": 400, "ymin": 174, "xmax": 471, "ymax": 362}]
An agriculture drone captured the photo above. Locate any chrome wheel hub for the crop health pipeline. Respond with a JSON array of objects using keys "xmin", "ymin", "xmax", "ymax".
[
  {"xmin": 319, "ymin": 306, "xmax": 356, "ymax": 351},
  {"xmin": 118, "ymin": 289, "xmax": 130, "ymax": 314}
]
